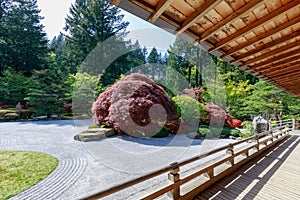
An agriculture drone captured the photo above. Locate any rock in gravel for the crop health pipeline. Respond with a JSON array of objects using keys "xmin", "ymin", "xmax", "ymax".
[{"xmin": 74, "ymin": 128, "xmax": 116, "ymax": 142}]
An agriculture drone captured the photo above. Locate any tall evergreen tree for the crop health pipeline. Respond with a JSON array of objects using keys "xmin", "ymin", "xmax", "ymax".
[
  {"xmin": 0, "ymin": 0, "xmax": 48, "ymax": 75},
  {"xmin": 64, "ymin": 0, "xmax": 129, "ymax": 74}
]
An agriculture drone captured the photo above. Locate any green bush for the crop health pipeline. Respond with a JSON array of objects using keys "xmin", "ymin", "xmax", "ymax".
[
  {"xmin": 198, "ymin": 127, "xmax": 213, "ymax": 138},
  {"xmin": 220, "ymin": 127, "xmax": 231, "ymax": 137},
  {"xmin": 230, "ymin": 129, "xmax": 241, "ymax": 137},
  {"xmin": 153, "ymin": 128, "xmax": 169, "ymax": 138},
  {"xmin": 172, "ymin": 96, "xmax": 207, "ymax": 120},
  {"xmin": 199, "ymin": 124, "xmax": 209, "ymax": 129},
  {"xmin": 88, "ymin": 124, "xmax": 99, "ymax": 129},
  {"xmin": 241, "ymin": 121, "xmax": 255, "ymax": 138}
]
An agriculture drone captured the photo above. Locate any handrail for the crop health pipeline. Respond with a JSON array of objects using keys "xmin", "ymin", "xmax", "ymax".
[{"xmin": 84, "ymin": 126, "xmax": 292, "ymax": 200}]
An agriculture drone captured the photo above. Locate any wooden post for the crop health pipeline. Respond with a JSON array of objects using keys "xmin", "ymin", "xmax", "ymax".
[
  {"xmin": 168, "ymin": 164, "xmax": 180, "ymax": 200},
  {"xmin": 255, "ymin": 135, "xmax": 260, "ymax": 151},
  {"xmin": 269, "ymin": 130, "xmax": 274, "ymax": 143},
  {"xmin": 292, "ymin": 118, "xmax": 296, "ymax": 130},
  {"xmin": 226, "ymin": 143, "xmax": 234, "ymax": 166}
]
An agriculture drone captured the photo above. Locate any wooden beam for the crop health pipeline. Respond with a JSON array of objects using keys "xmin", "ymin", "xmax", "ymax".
[
  {"xmin": 209, "ymin": 0, "xmax": 299, "ymax": 53},
  {"xmin": 260, "ymin": 56, "xmax": 300, "ymax": 74},
  {"xmin": 175, "ymin": 0, "xmax": 223, "ymax": 35},
  {"xmin": 148, "ymin": 0, "xmax": 174, "ymax": 23},
  {"xmin": 232, "ymin": 31, "xmax": 300, "ymax": 64},
  {"xmin": 223, "ymin": 16, "xmax": 300, "ymax": 58},
  {"xmin": 271, "ymin": 71, "xmax": 300, "ymax": 82},
  {"xmin": 243, "ymin": 48, "xmax": 300, "ymax": 71},
  {"xmin": 266, "ymin": 61, "xmax": 300, "ymax": 78},
  {"xmin": 111, "ymin": 0, "xmax": 121, "ymax": 6},
  {"xmin": 242, "ymin": 40, "xmax": 300, "ymax": 67},
  {"xmin": 200, "ymin": 0, "xmax": 266, "ymax": 42}
]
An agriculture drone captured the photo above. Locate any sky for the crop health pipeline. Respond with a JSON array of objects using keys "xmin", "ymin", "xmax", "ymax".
[{"xmin": 37, "ymin": 0, "xmax": 175, "ymax": 51}]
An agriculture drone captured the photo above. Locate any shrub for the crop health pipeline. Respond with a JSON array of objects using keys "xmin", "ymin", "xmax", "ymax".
[
  {"xmin": 230, "ymin": 129, "xmax": 241, "ymax": 137},
  {"xmin": 92, "ymin": 73, "xmax": 179, "ymax": 137},
  {"xmin": 241, "ymin": 121, "xmax": 255, "ymax": 138},
  {"xmin": 198, "ymin": 127, "xmax": 213, "ymax": 138},
  {"xmin": 220, "ymin": 127, "xmax": 231, "ymax": 137},
  {"xmin": 205, "ymin": 104, "xmax": 227, "ymax": 126},
  {"xmin": 172, "ymin": 96, "xmax": 207, "ymax": 121},
  {"xmin": 88, "ymin": 124, "xmax": 99, "ymax": 129},
  {"xmin": 153, "ymin": 128, "xmax": 169, "ymax": 138}
]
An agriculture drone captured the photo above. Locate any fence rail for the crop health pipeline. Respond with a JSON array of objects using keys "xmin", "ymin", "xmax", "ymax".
[{"xmin": 84, "ymin": 125, "xmax": 292, "ymax": 200}]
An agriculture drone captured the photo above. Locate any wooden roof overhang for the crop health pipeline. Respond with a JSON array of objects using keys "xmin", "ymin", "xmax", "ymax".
[{"xmin": 107, "ymin": 0, "xmax": 300, "ymax": 97}]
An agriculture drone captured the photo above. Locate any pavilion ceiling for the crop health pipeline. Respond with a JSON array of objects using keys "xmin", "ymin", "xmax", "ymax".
[{"xmin": 107, "ymin": 0, "xmax": 300, "ymax": 97}]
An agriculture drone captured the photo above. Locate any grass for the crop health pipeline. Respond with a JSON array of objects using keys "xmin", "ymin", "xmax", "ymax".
[{"xmin": 0, "ymin": 150, "xmax": 58, "ymax": 200}]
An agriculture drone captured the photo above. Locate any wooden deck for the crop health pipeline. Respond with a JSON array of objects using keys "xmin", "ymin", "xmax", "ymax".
[{"xmin": 194, "ymin": 134, "xmax": 300, "ymax": 200}]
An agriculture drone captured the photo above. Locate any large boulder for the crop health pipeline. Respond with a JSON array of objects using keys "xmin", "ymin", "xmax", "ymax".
[{"xmin": 91, "ymin": 73, "xmax": 179, "ymax": 137}]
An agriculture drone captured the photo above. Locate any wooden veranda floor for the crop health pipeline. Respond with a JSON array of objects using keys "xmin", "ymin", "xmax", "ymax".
[{"xmin": 195, "ymin": 133, "xmax": 300, "ymax": 200}]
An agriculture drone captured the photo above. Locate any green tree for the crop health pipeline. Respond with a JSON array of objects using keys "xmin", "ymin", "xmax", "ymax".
[
  {"xmin": 242, "ymin": 81, "xmax": 281, "ymax": 120},
  {"xmin": 0, "ymin": 0, "xmax": 48, "ymax": 75},
  {"xmin": 148, "ymin": 47, "xmax": 164, "ymax": 79},
  {"xmin": 0, "ymin": 69, "xmax": 33, "ymax": 105},
  {"xmin": 64, "ymin": 0, "xmax": 129, "ymax": 74},
  {"xmin": 25, "ymin": 68, "xmax": 67, "ymax": 118},
  {"xmin": 65, "ymin": 72, "xmax": 101, "ymax": 117}
]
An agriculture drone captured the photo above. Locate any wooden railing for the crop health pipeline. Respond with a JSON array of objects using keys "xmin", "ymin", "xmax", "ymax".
[{"xmin": 84, "ymin": 126, "xmax": 292, "ymax": 200}]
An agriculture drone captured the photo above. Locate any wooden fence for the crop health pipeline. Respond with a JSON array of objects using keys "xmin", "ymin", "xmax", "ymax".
[{"xmin": 84, "ymin": 126, "xmax": 292, "ymax": 200}]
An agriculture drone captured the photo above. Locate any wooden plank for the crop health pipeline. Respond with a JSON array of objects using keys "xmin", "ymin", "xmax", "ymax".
[
  {"xmin": 175, "ymin": 0, "xmax": 223, "ymax": 35},
  {"xmin": 272, "ymin": 71, "xmax": 300, "ymax": 82},
  {"xmin": 200, "ymin": 0, "xmax": 266, "ymax": 42},
  {"xmin": 243, "ymin": 48, "xmax": 300, "ymax": 71},
  {"xmin": 257, "ymin": 54, "xmax": 300, "ymax": 73},
  {"xmin": 232, "ymin": 31, "xmax": 300, "ymax": 64},
  {"xmin": 263, "ymin": 60, "xmax": 300, "ymax": 77},
  {"xmin": 242, "ymin": 39, "xmax": 300, "ymax": 66},
  {"xmin": 224, "ymin": 16, "xmax": 300, "ymax": 58},
  {"xmin": 209, "ymin": 0, "xmax": 299, "ymax": 52},
  {"xmin": 148, "ymin": 0, "xmax": 175, "ymax": 23},
  {"xmin": 111, "ymin": 0, "xmax": 121, "ymax": 6},
  {"xmin": 268, "ymin": 67, "xmax": 300, "ymax": 80}
]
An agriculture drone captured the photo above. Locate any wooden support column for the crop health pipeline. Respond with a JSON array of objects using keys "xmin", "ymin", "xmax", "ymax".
[
  {"xmin": 168, "ymin": 164, "xmax": 180, "ymax": 200},
  {"xmin": 226, "ymin": 143, "xmax": 234, "ymax": 166}
]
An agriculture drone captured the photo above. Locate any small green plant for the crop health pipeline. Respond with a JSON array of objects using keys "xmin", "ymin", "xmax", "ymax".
[
  {"xmin": 153, "ymin": 128, "xmax": 169, "ymax": 138},
  {"xmin": 198, "ymin": 127, "xmax": 213, "ymax": 138},
  {"xmin": 88, "ymin": 124, "xmax": 100, "ymax": 129},
  {"xmin": 241, "ymin": 121, "xmax": 255, "ymax": 138},
  {"xmin": 172, "ymin": 96, "xmax": 207, "ymax": 121},
  {"xmin": 230, "ymin": 129, "xmax": 241, "ymax": 137}
]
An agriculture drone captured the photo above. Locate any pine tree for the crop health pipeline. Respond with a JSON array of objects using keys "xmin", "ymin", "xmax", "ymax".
[
  {"xmin": 64, "ymin": 0, "xmax": 129, "ymax": 74},
  {"xmin": 25, "ymin": 68, "xmax": 67, "ymax": 118},
  {"xmin": 0, "ymin": 0, "xmax": 48, "ymax": 75}
]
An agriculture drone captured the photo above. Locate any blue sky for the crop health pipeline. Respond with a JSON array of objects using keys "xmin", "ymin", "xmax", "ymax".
[{"xmin": 37, "ymin": 0, "xmax": 175, "ymax": 51}]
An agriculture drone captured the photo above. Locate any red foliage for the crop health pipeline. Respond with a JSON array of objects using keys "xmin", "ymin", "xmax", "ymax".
[
  {"xmin": 92, "ymin": 73, "xmax": 179, "ymax": 137},
  {"xmin": 0, "ymin": 105, "xmax": 10, "ymax": 109},
  {"xmin": 229, "ymin": 118, "xmax": 243, "ymax": 128},
  {"xmin": 205, "ymin": 103, "xmax": 231, "ymax": 127}
]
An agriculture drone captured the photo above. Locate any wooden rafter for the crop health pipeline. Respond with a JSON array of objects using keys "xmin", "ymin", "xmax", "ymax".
[
  {"xmin": 244, "ymin": 47, "xmax": 300, "ymax": 71},
  {"xmin": 111, "ymin": 0, "xmax": 122, "ymax": 6},
  {"xmin": 209, "ymin": 0, "xmax": 299, "ymax": 53},
  {"xmin": 242, "ymin": 40, "xmax": 300, "ymax": 67},
  {"xmin": 175, "ymin": 0, "xmax": 223, "ymax": 35},
  {"xmin": 200, "ymin": 0, "xmax": 266, "ymax": 42},
  {"xmin": 232, "ymin": 31, "xmax": 300, "ymax": 64},
  {"xmin": 272, "ymin": 71, "xmax": 300, "ymax": 82},
  {"xmin": 148, "ymin": 0, "xmax": 174, "ymax": 23},
  {"xmin": 259, "ymin": 54, "xmax": 300, "ymax": 73},
  {"xmin": 110, "ymin": 0, "xmax": 300, "ymax": 97},
  {"xmin": 266, "ymin": 61, "xmax": 300, "ymax": 78},
  {"xmin": 223, "ymin": 16, "xmax": 300, "ymax": 58}
]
